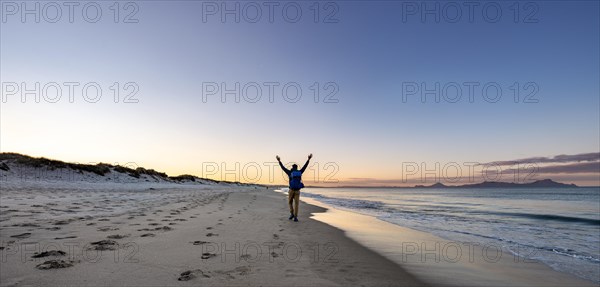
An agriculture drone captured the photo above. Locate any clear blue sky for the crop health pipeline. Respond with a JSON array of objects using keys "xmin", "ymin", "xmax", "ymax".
[{"xmin": 1, "ymin": 1, "xmax": 599, "ymax": 185}]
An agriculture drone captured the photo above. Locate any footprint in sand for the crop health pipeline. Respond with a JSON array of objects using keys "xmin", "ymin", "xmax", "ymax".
[
  {"xmin": 201, "ymin": 252, "xmax": 217, "ymax": 259},
  {"xmin": 10, "ymin": 233, "xmax": 31, "ymax": 239},
  {"xmin": 54, "ymin": 236, "xmax": 77, "ymax": 240},
  {"xmin": 154, "ymin": 226, "xmax": 173, "ymax": 231},
  {"xmin": 88, "ymin": 240, "xmax": 118, "ymax": 250},
  {"xmin": 36, "ymin": 259, "xmax": 73, "ymax": 270},
  {"xmin": 32, "ymin": 250, "xmax": 66, "ymax": 258},
  {"xmin": 178, "ymin": 270, "xmax": 209, "ymax": 281},
  {"xmin": 13, "ymin": 223, "xmax": 40, "ymax": 228},
  {"xmin": 106, "ymin": 234, "xmax": 129, "ymax": 239},
  {"xmin": 140, "ymin": 233, "xmax": 155, "ymax": 237},
  {"xmin": 273, "ymin": 234, "xmax": 279, "ymax": 239},
  {"xmin": 97, "ymin": 227, "xmax": 119, "ymax": 232},
  {"xmin": 206, "ymin": 227, "xmax": 213, "ymax": 230},
  {"xmin": 213, "ymin": 266, "xmax": 251, "ymax": 279}
]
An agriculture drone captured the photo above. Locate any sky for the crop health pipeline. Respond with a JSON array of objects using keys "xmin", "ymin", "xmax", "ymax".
[{"xmin": 1, "ymin": 1, "xmax": 599, "ymax": 186}]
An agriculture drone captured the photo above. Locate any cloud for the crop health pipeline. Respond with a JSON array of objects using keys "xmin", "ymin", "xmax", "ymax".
[
  {"xmin": 501, "ymin": 161, "xmax": 600, "ymax": 174},
  {"xmin": 485, "ymin": 152, "xmax": 600, "ymax": 166}
]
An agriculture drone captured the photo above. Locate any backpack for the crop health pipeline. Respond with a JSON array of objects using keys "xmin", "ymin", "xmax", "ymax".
[{"xmin": 289, "ymin": 170, "xmax": 305, "ymax": 190}]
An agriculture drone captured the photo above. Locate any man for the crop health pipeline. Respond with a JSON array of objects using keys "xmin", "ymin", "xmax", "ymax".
[{"xmin": 276, "ymin": 154, "xmax": 312, "ymax": 222}]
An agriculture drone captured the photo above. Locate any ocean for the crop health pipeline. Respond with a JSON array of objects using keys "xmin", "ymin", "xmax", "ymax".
[{"xmin": 300, "ymin": 187, "xmax": 600, "ymax": 283}]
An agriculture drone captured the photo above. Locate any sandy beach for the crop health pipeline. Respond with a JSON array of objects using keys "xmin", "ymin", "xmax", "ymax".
[
  {"xmin": 0, "ymin": 181, "xmax": 427, "ymax": 287},
  {"xmin": 0, "ymin": 156, "xmax": 596, "ymax": 287}
]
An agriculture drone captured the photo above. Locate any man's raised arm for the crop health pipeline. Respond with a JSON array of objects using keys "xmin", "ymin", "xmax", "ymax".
[
  {"xmin": 276, "ymin": 155, "xmax": 290, "ymax": 174},
  {"xmin": 300, "ymin": 154, "xmax": 313, "ymax": 173}
]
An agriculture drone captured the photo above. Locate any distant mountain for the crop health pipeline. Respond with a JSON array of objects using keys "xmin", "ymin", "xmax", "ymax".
[
  {"xmin": 415, "ymin": 179, "xmax": 578, "ymax": 188},
  {"xmin": 415, "ymin": 182, "xmax": 447, "ymax": 188}
]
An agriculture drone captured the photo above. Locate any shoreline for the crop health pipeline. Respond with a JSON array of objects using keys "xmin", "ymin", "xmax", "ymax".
[
  {"xmin": 300, "ymin": 194, "xmax": 597, "ymax": 287},
  {"xmin": 0, "ymin": 184, "xmax": 428, "ymax": 286}
]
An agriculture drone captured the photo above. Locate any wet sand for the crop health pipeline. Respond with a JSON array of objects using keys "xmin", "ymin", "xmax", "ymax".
[{"xmin": 305, "ymin": 197, "xmax": 597, "ymax": 287}]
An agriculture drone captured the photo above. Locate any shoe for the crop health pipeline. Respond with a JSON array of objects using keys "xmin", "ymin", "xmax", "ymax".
[
  {"xmin": 289, "ymin": 213, "xmax": 294, "ymax": 220},
  {"xmin": 293, "ymin": 217, "xmax": 298, "ymax": 222}
]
